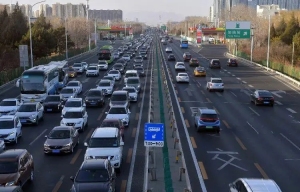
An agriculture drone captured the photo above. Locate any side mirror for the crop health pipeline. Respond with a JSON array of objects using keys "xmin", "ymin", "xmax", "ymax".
[
  {"xmin": 70, "ymin": 176, "xmax": 74, "ymax": 181},
  {"xmin": 84, "ymin": 142, "xmax": 88, "ymax": 147},
  {"xmin": 105, "ymin": 112, "xmax": 108, "ymax": 114},
  {"xmin": 61, "ymin": 115, "xmax": 64, "ymax": 118},
  {"xmin": 16, "ymin": 79, "xmax": 20, "ymax": 87},
  {"xmin": 120, "ymin": 141, "xmax": 124, "ymax": 146},
  {"xmin": 45, "ymin": 135, "xmax": 47, "ymax": 138}
]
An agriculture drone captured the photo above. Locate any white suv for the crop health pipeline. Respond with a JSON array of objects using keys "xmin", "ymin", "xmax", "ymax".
[
  {"xmin": 98, "ymin": 60, "xmax": 108, "ymax": 70},
  {"xmin": 0, "ymin": 115, "xmax": 22, "ymax": 144},
  {"xmin": 60, "ymin": 108, "xmax": 88, "ymax": 132},
  {"xmin": 84, "ymin": 127, "xmax": 124, "ymax": 171},
  {"xmin": 72, "ymin": 63, "xmax": 85, "ymax": 73},
  {"xmin": 105, "ymin": 106, "xmax": 131, "ymax": 127},
  {"xmin": 0, "ymin": 98, "xmax": 22, "ymax": 116},
  {"xmin": 62, "ymin": 98, "xmax": 85, "ymax": 115},
  {"xmin": 86, "ymin": 65, "xmax": 99, "ymax": 77},
  {"xmin": 206, "ymin": 77, "xmax": 224, "ymax": 92}
]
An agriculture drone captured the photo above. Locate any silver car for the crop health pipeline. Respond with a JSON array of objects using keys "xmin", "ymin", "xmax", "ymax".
[
  {"xmin": 15, "ymin": 102, "xmax": 44, "ymax": 125},
  {"xmin": 60, "ymin": 87, "xmax": 78, "ymax": 100},
  {"xmin": 122, "ymin": 87, "xmax": 138, "ymax": 102},
  {"xmin": 126, "ymin": 77, "xmax": 141, "ymax": 93},
  {"xmin": 165, "ymin": 47, "xmax": 172, "ymax": 53},
  {"xmin": 134, "ymin": 56, "xmax": 143, "ymax": 63}
]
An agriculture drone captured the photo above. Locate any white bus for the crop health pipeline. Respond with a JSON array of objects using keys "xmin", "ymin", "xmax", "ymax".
[
  {"xmin": 47, "ymin": 61, "xmax": 69, "ymax": 89},
  {"xmin": 16, "ymin": 65, "xmax": 59, "ymax": 103}
]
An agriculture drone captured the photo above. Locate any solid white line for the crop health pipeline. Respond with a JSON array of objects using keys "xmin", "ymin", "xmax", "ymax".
[
  {"xmin": 274, "ymin": 101, "xmax": 283, "ymax": 105},
  {"xmin": 230, "ymin": 91, "xmax": 237, "ymax": 97},
  {"xmin": 286, "ymin": 108, "xmax": 297, "ymax": 114},
  {"xmin": 29, "ymin": 129, "xmax": 48, "ymax": 146},
  {"xmin": 272, "ymin": 92, "xmax": 282, "ymax": 98},
  {"xmin": 248, "ymin": 107, "xmax": 260, "ymax": 116},
  {"xmin": 242, "ymin": 81, "xmax": 247, "ymax": 84},
  {"xmin": 248, "ymin": 85, "xmax": 254, "ymax": 88},
  {"xmin": 246, "ymin": 121, "xmax": 259, "ymax": 134},
  {"xmin": 280, "ymin": 133, "xmax": 300, "ymax": 151}
]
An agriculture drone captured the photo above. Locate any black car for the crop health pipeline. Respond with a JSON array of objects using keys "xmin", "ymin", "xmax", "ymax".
[
  {"xmin": 116, "ymin": 59, "xmax": 127, "ymax": 67},
  {"xmin": 135, "ymin": 67, "xmax": 145, "ymax": 77},
  {"xmin": 227, "ymin": 58, "xmax": 238, "ymax": 67},
  {"xmin": 168, "ymin": 54, "xmax": 176, "ymax": 61},
  {"xmin": 70, "ymin": 159, "xmax": 116, "ymax": 192},
  {"xmin": 250, "ymin": 90, "xmax": 274, "ymax": 107},
  {"xmin": 84, "ymin": 89, "xmax": 105, "ymax": 107},
  {"xmin": 43, "ymin": 95, "xmax": 65, "ymax": 112},
  {"xmin": 140, "ymin": 52, "xmax": 147, "ymax": 60},
  {"xmin": 112, "ymin": 63, "xmax": 125, "ymax": 74},
  {"xmin": 209, "ymin": 59, "xmax": 221, "ymax": 69}
]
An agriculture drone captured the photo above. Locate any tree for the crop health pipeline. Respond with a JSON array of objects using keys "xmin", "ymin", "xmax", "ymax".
[
  {"xmin": 275, "ymin": 17, "xmax": 287, "ymax": 37},
  {"xmin": 52, "ymin": 26, "xmax": 74, "ymax": 54},
  {"xmin": 280, "ymin": 13, "xmax": 300, "ymax": 45},
  {"xmin": 293, "ymin": 32, "xmax": 300, "ymax": 62},
  {"xmin": 67, "ymin": 18, "xmax": 89, "ymax": 48},
  {"xmin": 270, "ymin": 23, "xmax": 276, "ymax": 39}
]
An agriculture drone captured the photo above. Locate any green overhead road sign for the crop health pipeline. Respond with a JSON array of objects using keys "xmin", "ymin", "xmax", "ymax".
[{"xmin": 225, "ymin": 21, "xmax": 251, "ymax": 39}]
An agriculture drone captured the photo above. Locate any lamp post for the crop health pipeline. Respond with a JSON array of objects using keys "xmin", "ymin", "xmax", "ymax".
[
  {"xmin": 124, "ymin": 19, "xmax": 127, "ymax": 40},
  {"xmin": 86, "ymin": 0, "xmax": 91, "ymax": 51},
  {"xmin": 29, "ymin": 0, "xmax": 46, "ymax": 68},
  {"xmin": 65, "ymin": 17, "xmax": 68, "ymax": 59},
  {"xmin": 266, "ymin": 14, "xmax": 271, "ymax": 70}
]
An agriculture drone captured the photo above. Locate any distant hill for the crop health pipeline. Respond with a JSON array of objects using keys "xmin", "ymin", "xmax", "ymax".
[{"xmin": 124, "ymin": 11, "xmax": 185, "ymax": 25}]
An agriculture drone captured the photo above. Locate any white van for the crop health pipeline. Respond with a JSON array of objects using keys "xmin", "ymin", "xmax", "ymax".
[
  {"xmin": 229, "ymin": 178, "xmax": 282, "ymax": 192},
  {"xmin": 124, "ymin": 70, "xmax": 138, "ymax": 84}
]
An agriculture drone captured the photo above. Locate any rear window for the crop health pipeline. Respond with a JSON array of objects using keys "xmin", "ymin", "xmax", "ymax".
[
  {"xmin": 212, "ymin": 60, "xmax": 220, "ymax": 64},
  {"xmin": 259, "ymin": 92, "xmax": 272, "ymax": 97},
  {"xmin": 212, "ymin": 79, "xmax": 222, "ymax": 83},
  {"xmin": 200, "ymin": 114, "xmax": 218, "ymax": 119}
]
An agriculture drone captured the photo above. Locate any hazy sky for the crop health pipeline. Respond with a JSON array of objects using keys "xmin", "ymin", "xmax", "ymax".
[{"xmin": 0, "ymin": 0, "xmax": 212, "ymax": 24}]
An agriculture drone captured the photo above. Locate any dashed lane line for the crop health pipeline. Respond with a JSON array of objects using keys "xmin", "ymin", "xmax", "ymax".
[{"xmin": 286, "ymin": 108, "xmax": 297, "ymax": 114}]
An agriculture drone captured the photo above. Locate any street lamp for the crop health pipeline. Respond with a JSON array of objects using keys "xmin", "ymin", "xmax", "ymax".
[
  {"xmin": 29, "ymin": 0, "xmax": 46, "ymax": 68},
  {"xmin": 86, "ymin": 0, "xmax": 91, "ymax": 51},
  {"xmin": 124, "ymin": 19, "xmax": 127, "ymax": 40},
  {"xmin": 266, "ymin": 13, "xmax": 271, "ymax": 70},
  {"xmin": 65, "ymin": 18, "xmax": 68, "ymax": 59}
]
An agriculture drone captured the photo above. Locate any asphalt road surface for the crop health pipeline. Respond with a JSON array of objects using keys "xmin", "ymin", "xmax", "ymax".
[
  {"xmin": 160, "ymin": 40, "xmax": 300, "ymax": 191},
  {"xmin": 3, "ymin": 40, "xmax": 153, "ymax": 192}
]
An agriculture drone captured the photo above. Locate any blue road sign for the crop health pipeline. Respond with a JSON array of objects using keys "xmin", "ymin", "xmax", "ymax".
[{"xmin": 144, "ymin": 123, "xmax": 164, "ymax": 147}]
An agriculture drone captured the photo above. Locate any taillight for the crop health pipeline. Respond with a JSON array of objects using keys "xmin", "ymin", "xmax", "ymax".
[
  {"xmin": 270, "ymin": 97, "xmax": 274, "ymax": 100},
  {"xmin": 258, "ymin": 97, "xmax": 263, "ymax": 101}
]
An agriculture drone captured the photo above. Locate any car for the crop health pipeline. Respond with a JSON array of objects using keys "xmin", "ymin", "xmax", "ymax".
[
  {"xmin": 134, "ymin": 56, "xmax": 143, "ymax": 63},
  {"xmin": 70, "ymin": 159, "xmax": 116, "ymax": 191},
  {"xmin": 168, "ymin": 39, "xmax": 173, "ymax": 43},
  {"xmin": 176, "ymin": 73, "xmax": 189, "ymax": 83},
  {"xmin": 109, "ymin": 91, "xmax": 130, "ymax": 108},
  {"xmin": 113, "ymin": 52, "xmax": 120, "ymax": 60},
  {"xmin": 86, "ymin": 65, "xmax": 99, "ymax": 77},
  {"xmin": 175, "ymin": 62, "xmax": 186, "ymax": 71},
  {"xmin": 60, "ymin": 87, "xmax": 77, "ymax": 100},
  {"xmin": 0, "ymin": 98, "xmax": 22, "ymax": 116},
  {"xmin": 123, "ymin": 46, "xmax": 129, "ymax": 51},
  {"xmin": 189, "ymin": 58, "xmax": 200, "ymax": 67},
  {"xmin": 100, "ymin": 118, "xmax": 125, "ymax": 138},
  {"xmin": 183, "ymin": 52, "xmax": 192, "ymax": 61},
  {"xmin": 0, "ymin": 186, "xmax": 23, "ymax": 192},
  {"xmin": 140, "ymin": 51, "xmax": 147, "ymax": 59},
  {"xmin": 165, "ymin": 47, "xmax": 172, "ymax": 53},
  {"xmin": 0, "ymin": 140, "xmax": 5, "ymax": 152},
  {"xmin": 167, "ymin": 54, "xmax": 176, "ymax": 61},
  {"xmin": 81, "ymin": 62, "xmax": 88, "ymax": 71},
  {"xmin": 193, "ymin": 108, "xmax": 220, "ymax": 133},
  {"xmin": 66, "ymin": 68, "xmax": 77, "ymax": 78},
  {"xmin": 84, "ymin": 89, "xmax": 105, "ymax": 107},
  {"xmin": 209, "ymin": 59, "xmax": 221, "ymax": 69},
  {"xmin": 84, "ymin": 128, "xmax": 124, "ymax": 170},
  {"xmin": 105, "ymin": 106, "xmax": 131, "ymax": 127},
  {"xmin": 97, "ymin": 80, "xmax": 114, "ymax": 95},
  {"xmin": 163, "ymin": 41, "xmax": 167, "ymax": 45},
  {"xmin": 61, "ymin": 108, "xmax": 88, "ymax": 132},
  {"xmin": 43, "ymin": 95, "xmax": 65, "ymax": 113},
  {"xmin": 126, "ymin": 77, "xmax": 141, "ymax": 93},
  {"xmin": 102, "ymin": 76, "xmax": 115, "ymax": 87},
  {"xmin": 97, "ymin": 60, "xmax": 109, "ymax": 70},
  {"xmin": 206, "ymin": 78, "xmax": 224, "ymax": 92},
  {"xmin": 66, "ymin": 81, "xmax": 82, "ymax": 94},
  {"xmin": 126, "ymin": 52, "xmax": 133, "ymax": 58},
  {"xmin": 128, "ymin": 51, "xmax": 136, "ymax": 57},
  {"xmin": 15, "ymin": 102, "xmax": 44, "ymax": 125},
  {"xmin": 227, "ymin": 58, "xmax": 238, "ymax": 67},
  {"xmin": 122, "ymin": 87, "xmax": 138, "ymax": 102},
  {"xmin": 135, "ymin": 67, "xmax": 145, "ymax": 77},
  {"xmin": 116, "ymin": 59, "xmax": 128, "ymax": 67},
  {"xmin": 194, "ymin": 67, "xmax": 206, "ymax": 77},
  {"xmin": 0, "ymin": 149, "xmax": 34, "ymax": 187},
  {"xmin": 44, "ymin": 126, "xmax": 79, "ymax": 154},
  {"xmin": 229, "ymin": 178, "xmax": 282, "ymax": 192},
  {"xmin": 133, "ymin": 62, "xmax": 143, "ymax": 69},
  {"xmin": 122, "ymin": 54, "xmax": 131, "ymax": 61},
  {"xmin": 117, "ymin": 48, "xmax": 124, "ymax": 55},
  {"xmin": 0, "ymin": 115, "xmax": 22, "ymax": 144},
  {"xmin": 250, "ymin": 90, "xmax": 274, "ymax": 107},
  {"xmin": 107, "ymin": 70, "xmax": 121, "ymax": 81},
  {"xmin": 124, "ymin": 70, "xmax": 139, "ymax": 84},
  {"xmin": 112, "ymin": 63, "xmax": 125, "ymax": 74},
  {"xmin": 62, "ymin": 98, "xmax": 85, "ymax": 115},
  {"xmin": 72, "ymin": 63, "xmax": 85, "ymax": 74}
]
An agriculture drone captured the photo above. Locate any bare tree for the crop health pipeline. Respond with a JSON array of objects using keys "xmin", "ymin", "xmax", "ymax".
[{"xmin": 67, "ymin": 18, "xmax": 88, "ymax": 48}]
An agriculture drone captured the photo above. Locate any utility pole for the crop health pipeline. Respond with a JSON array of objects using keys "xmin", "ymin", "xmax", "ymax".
[
  {"xmin": 266, "ymin": 14, "xmax": 271, "ymax": 70},
  {"xmin": 65, "ymin": 17, "xmax": 68, "ymax": 59},
  {"xmin": 292, "ymin": 41, "xmax": 295, "ymax": 67},
  {"xmin": 94, "ymin": 19, "xmax": 97, "ymax": 45},
  {"xmin": 250, "ymin": 27, "xmax": 255, "ymax": 64},
  {"xmin": 86, "ymin": 0, "xmax": 91, "ymax": 51}
]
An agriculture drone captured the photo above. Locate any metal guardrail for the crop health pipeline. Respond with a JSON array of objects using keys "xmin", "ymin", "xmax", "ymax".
[{"xmin": 226, "ymin": 53, "xmax": 300, "ymax": 87}]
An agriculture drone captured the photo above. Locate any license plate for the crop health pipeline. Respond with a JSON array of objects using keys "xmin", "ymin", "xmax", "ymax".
[
  {"xmin": 206, "ymin": 126, "xmax": 213, "ymax": 129},
  {"xmin": 52, "ymin": 149, "xmax": 60, "ymax": 153},
  {"xmin": 30, "ymin": 99, "xmax": 35, "ymax": 102},
  {"xmin": 264, "ymin": 102, "xmax": 269, "ymax": 104},
  {"xmin": 20, "ymin": 120, "xmax": 26, "ymax": 123},
  {"xmin": 47, "ymin": 109, "xmax": 52, "ymax": 111},
  {"xmin": 90, "ymin": 102, "xmax": 96, "ymax": 105}
]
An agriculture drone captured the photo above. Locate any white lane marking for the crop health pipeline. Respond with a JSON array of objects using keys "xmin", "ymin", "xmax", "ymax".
[
  {"xmin": 274, "ymin": 101, "xmax": 283, "ymax": 105},
  {"xmin": 230, "ymin": 91, "xmax": 237, "ymax": 97},
  {"xmin": 272, "ymin": 92, "xmax": 282, "ymax": 98},
  {"xmin": 227, "ymin": 71, "xmax": 231, "ymax": 74},
  {"xmin": 216, "ymin": 92, "xmax": 222, "ymax": 97},
  {"xmin": 286, "ymin": 108, "xmax": 297, "ymax": 114},
  {"xmin": 242, "ymin": 81, "xmax": 247, "ymax": 84},
  {"xmin": 236, "ymin": 77, "xmax": 241, "ymax": 80},
  {"xmin": 223, "ymin": 69, "xmax": 227, "ymax": 71},
  {"xmin": 280, "ymin": 133, "xmax": 300, "ymax": 151},
  {"xmin": 247, "ymin": 121, "xmax": 259, "ymax": 134},
  {"xmin": 83, "ymin": 90, "xmax": 89, "ymax": 96},
  {"xmin": 232, "ymin": 74, "xmax": 236, "ymax": 76},
  {"xmin": 248, "ymin": 85, "xmax": 254, "ymax": 88},
  {"xmin": 248, "ymin": 107, "xmax": 260, "ymax": 116},
  {"xmin": 29, "ymin": 129, "xmax": 48, "ymax": 146}
]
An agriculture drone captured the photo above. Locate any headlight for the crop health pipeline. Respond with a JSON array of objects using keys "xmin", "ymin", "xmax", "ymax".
[
  {"xmin": 112, "ymin": 155, "xmax": 120, "ymax": 160},
  {"xmin": 9, "ymin": 132, "xmax": 16, "ymax": 136},
  {"xmin": 64, "ymin": 143, "xmax": 72, "ymax": 147},
  {"xmin": 77, "ymin": 121, "xmax": 82, "ymax": 124},
  {"xmin": 85, "ymin": 100, "xmax": 89, "ymax": 102},
  {"xmin": 30, "ymin": 114, "xmax": 36, "ymax": 119},
  {"xmin": 137, "ymin": 85, "xmax": 140, "ymax": 88},
  {"xmin": 44, "ymin": 143, "xmax": 49, "ymax": 147},
  {"xmin": 5, "ymin": 181, "xmax": 15, "ymax": 186}
]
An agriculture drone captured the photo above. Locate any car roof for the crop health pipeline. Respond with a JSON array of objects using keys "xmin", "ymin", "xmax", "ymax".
[
  {"xmin": 0, "ymin": 115, "xmax": 15, "ymax": 121},
  {"xmin": 211, "ymin": 77, "xmax": 222, "ymax": 80},
  {"xmin": 109, "ymin": 105, "xmax": 126, "ymax": 109},
  {"xmin": 53, "ymin": 126, "xmax": 72, "ymax": 131},
  {"xmin": 178, "ymin": 73, "xmax": 188, "ymax": 75},
  {"xmin": 81, "ymin": 159, "xmax": 108, "ymax": 169},
  {"xmin": 112, "ymin": 90, "xmax": 127, "ymax": 94},
  {"xmin": 240, "ymin": 178, "xmax": 282, "ymax": 192},
  {"xmin": 127, "ymin": 77, "xmax": 139, "ymax": 80},
  {"xmin": 100, "ymin": 79, "xmax": 111, "ymax": 83},
  {"xmin": 176, "ymin": 62, "xmax": 184, "ymax": 64},
  {"xmin": 92, "ymin": 127, "xmax": 119, "ymax": 138},
  {"xmin": 2, "ymin": 98, "xmax": 18, "ymax": 101},
  {"xmin": 199, "ymin": 108, "xmax": 217, "ymax": 114},
  {"xmin": 0, "ymin": 149, "xmax": 27, "ymax": 160}
]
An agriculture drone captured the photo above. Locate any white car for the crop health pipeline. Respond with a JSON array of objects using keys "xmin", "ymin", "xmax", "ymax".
[
  {"xmin": 84, "ymin": 127, "xmax": 124, "ymax": 170},
  {"xmin": 62, "ymin": 98, "xmax": 85, "ymax": 115},
  {"xmin": 61, "ymin": 108, "xmax": 88, "ymax": 132},
  {"xmin": 122, "ymin": 87, "xmax": 138, "ymax": 102},
  {"xmin": 0, "ymin": 98, "xmax": 22, "ymax": 116},
  {"xmin": 102, "ymin": 76, "xmax": 115, "ymax": 87},
  {"xmin": 66, "ymin": 81, "xmax": 83, "ymax": 94},
  {"xmin": 105, "ymin": 106, "xmax": 131, "ymax": 127},
  {"xmin": 0, "ymin": 140, "xmax": 5, "ymax": 152},
  {"xmin": 122, "ymin": 54, "xmax": 131, "ymax": 61},
  {"xmin": 98, "ymin": 60, "xmax": 108, "ymax": 70},
  {"xmin": 15, "ymin": 102, "xmax": 44, "ymax": 125},
  {"xmin": 72, "ymin": 63, "xmax": 84, "ymax": 73},
  {"xmin": 60, "ymin": 87, "xmax": 78, "ymax": 100},
  {"xmin": 0, "ymin": 115, "xmax": 22, "ymax": 144},
  {"xmin": 107, "ymin": 70, "xmax": 121, "ymax": 81},
  {"xmin": 207, "ymin": 77, "xmax": 224, "ymax": 92},
  {"xmin": 97, "ymin": 80, "xmax": 114, "ymax": 95},
  {"xmin": 81, "ymin": 62, "xmax": 88, "ymax": 70},
  {"xmin": 113, "ymin": 52, "xmax": 120, "ymax": 59},
  {"xmin": 176, "ymin": 73, "xmax": 190, "ymax": 83},
  {"xmin": 165, "ymin": 47, "xmax": 172, "ymax": 53},
  {"xmin": 175, "ymin": 62, "xmax": 186, "ymax": 71},
  {"xmin": 86, "ymin": 65, "xmax": 99, "ymax": 77}
]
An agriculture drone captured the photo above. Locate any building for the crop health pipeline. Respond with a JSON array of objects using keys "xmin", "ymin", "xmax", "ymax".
[
  {"xmin": 209, "ymin": 6, "xmax": 214, "ymax": 22},
  {"xmin": 257, "ymin": 4, "xmax": 280, "ymax": 18},
  {"xmin": 88, "ymin": 10, "xmax": 122, "ymax": 21},
  {"xmin": 248, "ymin": 0, "xmax": 300, "ymax": 10},
  {"xmin": 39, "ymin": 4, "xmax": 52, "ymax": 17}
]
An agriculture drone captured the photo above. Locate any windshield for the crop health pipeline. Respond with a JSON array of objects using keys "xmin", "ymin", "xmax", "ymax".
[
  {"xmin": 75, "ymin": 169, "xmax": 109, "ymax": 182},
  {"xmin": 48, "ymin": 129, "xmax": 70, "ymax": 139},
  {"xmin": 103, "ymin": 76, "xmax": 113, "ymax": 81},
  {"xmin": 65, "ymin": 101, "xmax": 81, "ymax": 107},
  {"xmin": 61, "ymin": 88, "xmax": 74, "ymax": 94},
  {"xmin": 108, "ymin": 107, "xmax": 126, "ymax": 114},
  {"xmin": 177, "ymin": 64, "xmax": 184, "ymax": 67},
  {"xmin": 98, "ymin": 62, "xmax": 107, "ymax": 65},
  {"xmin": 0, "ymin": 162, "xmax": 18, "ymax": 174},
  {"xmin": 111, "ymin": 94, "xmax": 127, "ymax": 101},
  {"xmin": 88, "ymin": 67, "xmax": 97, "ymax": 70},
  {"xmin": 181, "ymin": 41, "xmax": 188, "ymax": 44},
  {"xmin": 20, "ymin": 75, "xmax": 45, "ymax": 93},
  {"xmin": 101, "ymin": 121, "xmax": 120, "ymax": 128},
  {"xmin": 18, "ymin": 104, "xmax": 36, "ymax": 112},
  {"xmin": 44, "ymin": 96, "xmax": 60, "ymax": 102},
  {"xmin": 68, "ymin": 68, "xmax": 75, "ymax": 72},
  {"xmin": 127, "ymin": 79, "xmax": 139, "ymax": 84},
  {"xmin": 114, "ymin": 64, "xmax": 123, "ymax": 68},
  {"xmin": 89, "ymin": 137, "xmax": 119, "ymax": 148},
  {"xmin": 140, "ymin": 52, "xmax": 146, "ymax": 55},
  {"xmin": 135, "ymin": 57, "xmax": 142, "ymax": 60},
  {"xmin": 212, "ymin": 80, "xmax": 222, "ymax": 83},
  {"xmin": 0, "ymin": 100, "xmax": 16, "ymax": 106},
  {"xmin": 87, "ymin": 91, "xmax": 101, "ymax": 97},
  {"xmin": 73, "ymin": 64, "xmax": 82, "ymax": 67},
  {"xmin": 64, "ymin": 112, "xmax": 83, "ymax": 118},
  {"xmin": 99, "ymin": 82, "xmax": 110, "ymax": 86},
  {"xmin": 179, "ymin": 74, "xmax": 188, "ymax": 77},
  {"xmin": 109, "ymin": 71, "xmax": 118, "ymax": 74},
  {"xmin": 67, "ymin": 82, "xmax": 78, "ymax": 87},
  {"xmin": 123, "ymin": 88, "xmax": 135, "ymax": 93},
  {"xmin": 0, "ymin": 120, "xmax": 14, "ymax": 129}
]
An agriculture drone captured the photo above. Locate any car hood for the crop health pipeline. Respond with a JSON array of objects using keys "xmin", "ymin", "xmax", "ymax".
[
  {"xmin": 0, "ymin": 128, "xmax": 16, "ymax": 135},
  {"xmin": 45, "ymin": 138, "xmax": 72, "ymax": 146},
  {"xmin": 126, "ymin": 83, "xmax": 140, "ymax": 88},
  {"xmin": 99, "ymin": 64, "xmax": 108, "ymax": 67},
  {"xmin": 62, "ymin": 118, "xmax": 83, "ymax": 124},
  {"xmin": 128, "ymin": 92, "xmax": 137, "ymax": 97},
  {"xmin": 73, "ymin": 181, "xmax": 111, "ymax": 192},
  {"xmin": 85, "ymin": 148, "xmax": 120, "ymax": 158},
  {"xmin": 87, "ymin": 69, "xmax": 98, "ymax": 72},
  {"xmin": 16, "ymin": 111, "xmax": 37, "ymax": 117},
  {"xmin": 85, "ymin": 96, "xmax": 102, "ymax": 100},
  {"xmin": 0, "ymin": 106, "xmax": 18, "ymax": 112},
  {"xmin": 110, "ymin": 101, "xmax": 127, "ymax": 106},
  {"xmin": 106, "ymin": 114, "xmax": 128, "ymax": 120},
  {"xmin": 62, "ymin": 107, "xmax": 81, "ymax": 115},
  {"xmin": 60, "ymin": 93, "xmax": 75, "ymax": 98},
  {"xmin": 97, "ymin": 86, "xmax": 112, "ymax": 90},
  {"xmin": 107, "ymin": 74, "xmax": 119, "ymax": 77},
  {"xmin": 43, "ymin": 101, "xmax": 60, "ymax": 106},
  {"xmin": 0, "ymin": 173, "xmax": 18, "ymax": 184}
]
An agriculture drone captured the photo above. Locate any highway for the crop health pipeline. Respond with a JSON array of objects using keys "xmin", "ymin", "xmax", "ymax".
[
  {"xmin": 2, "ymin": 40, "xmax": 152, "ymax": 192},
  {"xmin": 160, "ymin": 39, "xmax": 300, "ymax": 191}
]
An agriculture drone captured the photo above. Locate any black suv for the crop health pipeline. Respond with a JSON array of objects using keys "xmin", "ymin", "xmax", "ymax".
[
  {"xmin": 209, "ymin": 59, "xmax": 221, "ymax": 69},
  {"xmin": 168, "ymin": 54, "xmax": 176, "ymax": 61},
  {"xmin": 84, "ymin": 89, "xmax": 105, "ymax": 107}
]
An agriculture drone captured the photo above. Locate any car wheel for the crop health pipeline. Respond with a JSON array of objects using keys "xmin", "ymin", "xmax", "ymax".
[
  {"xmin": 254, "ymin": 100, "xmax": 258, "ymax": 106},
  {"xmin": 70, "ymin": 145, "xmax": 74, "ymax": 154},
  {"xmin": 29, "ymin": 170, "xmax": 34, "ymax": 182},
  {"xmin": 14, "ymin": 135, "xmax": 18, "ymax": 144}
]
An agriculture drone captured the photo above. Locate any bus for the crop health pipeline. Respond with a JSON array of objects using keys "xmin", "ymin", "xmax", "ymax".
[
  {"xmin": 97, "ymin": 45, "xmax": 114, "ymax": 64},
  {"xmin": 180, "ymin": 39, "xmax": 189, "ymax": 48},
  {"xmin": 47, "ymin": 61, "xmax": 69, "ymax": 89},
  {"xmin": 16, "ymin": 65, "xmax": 60, "ymax": 103}
]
